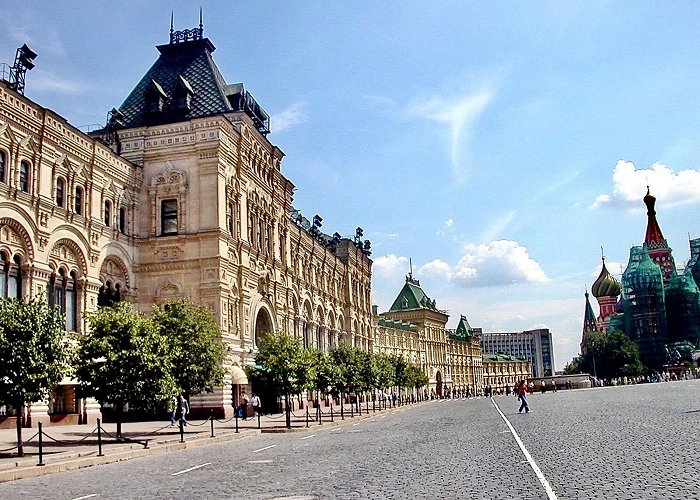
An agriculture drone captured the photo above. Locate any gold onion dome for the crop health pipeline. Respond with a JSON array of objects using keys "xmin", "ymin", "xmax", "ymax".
[{"xmin": 591, "ymin": 257, "xmax": 621, "ymax": 298}]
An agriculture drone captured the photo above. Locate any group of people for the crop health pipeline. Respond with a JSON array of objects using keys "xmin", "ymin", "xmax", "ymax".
[{"xmin": 237, "ymin": 393, "xmax": 261, "ymax": 420}]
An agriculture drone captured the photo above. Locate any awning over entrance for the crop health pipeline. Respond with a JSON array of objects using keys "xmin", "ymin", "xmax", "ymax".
[{"xmin": 231, "ymin": 366, "xmax": 248, "ymax": 385}]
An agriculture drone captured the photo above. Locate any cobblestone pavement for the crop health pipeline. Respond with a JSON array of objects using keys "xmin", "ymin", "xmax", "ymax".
[{"xmin": 0, "ymin": 380, "xmax": 698, "ymax": 499}]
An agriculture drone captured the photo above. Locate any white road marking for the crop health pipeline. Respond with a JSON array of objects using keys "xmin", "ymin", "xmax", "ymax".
[
  {"xmin": 247, "ymin": 460, "xmax": 273, "ymax": 464},
  {"xmin": 380, "ymin": 415, "xmax": 386, "ymax": 419},
  {"xmin": 71, "ymin": 495, "xmax": 98, "ymax": 500},
  {"xmin": 491, "ymin": 399, "xmax": 558, "ymax": 500},
  {"xmin": 252, "ymin": 444, "xmax": 277, "ymax": 453},
  {"xmin": 352, "ymin": 423, "xmax": 360, "ymax": 426},
  {"xmin": 300, "ymin": 434, "xmax": 316, "ymax": 440},
  {"xmin": 171, "ymin": 462, "xmax": 211, "ymax": 476}
]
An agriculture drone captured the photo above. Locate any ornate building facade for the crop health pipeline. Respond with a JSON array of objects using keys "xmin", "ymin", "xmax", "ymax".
[
  {"xmin": 0, "ymin": 25, "xmax": 374, "ymax": 425},
  {"xmin": 581, "ymin": 189, "xmax": 700, "ymax": 371},
  {"xmin": 373, "ymin": 275, "xmax": 484, "ymax": 397}
]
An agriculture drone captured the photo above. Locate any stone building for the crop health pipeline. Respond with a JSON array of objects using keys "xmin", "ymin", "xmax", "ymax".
[
  {"xmin": 374, "ymin": 275, "xmax": 483, "ymax": 397},
  {"xmin": 482, "ymin": 354, "xmax": 531, "ymax": 393},
  {"xmin": 478, "ymin": 329, "xmax": 555, "ymax": 378},
  {"xmin": 0, "ymin": 24, "xmax": 373, "ymax": 426}
]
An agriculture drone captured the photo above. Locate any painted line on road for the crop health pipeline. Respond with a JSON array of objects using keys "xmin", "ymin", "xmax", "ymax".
[
  {"xmin": 253, "ymin": 445, "xmax": 277, "ymax": 453},
  {"xmin": 171, "ymin": 462, "xmax": 211, "ymax": 476},
  {"xmin": 491, "ymin": 399, "xmax": 558, "ymax": 500},
  {"xmin": 248, "ymin": 460, "xmax": 274, "ymax": 464},
  {"xmin": 72, "ymin": 495, "xmax": 98, "ymax": 500},
  {"xmin": 380, "ymin": 415, "xmax": 386, "ymax": 419},
  {"xmin": 300, "ymin": 434, "xmax": 316, "ymax": 440}
]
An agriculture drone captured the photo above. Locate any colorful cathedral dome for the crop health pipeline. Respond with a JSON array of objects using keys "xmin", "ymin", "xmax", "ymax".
[
  {"xmin": 627, "ymin": 245, "xmax": 664, "ymax": 291},
  {"xmin": 591, "ymin": 257, "xmax": 621, "ymax": 298}
]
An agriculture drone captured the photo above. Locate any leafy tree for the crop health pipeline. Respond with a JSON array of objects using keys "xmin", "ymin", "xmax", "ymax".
[
  {"xmin": 406, "ymin": 364, "xmax": 429, "ymax": 392},
  {"xmin": 374, "ymin": 353, "xmax": 395, "ymax": 392},
  {"xmin": 0, "ymin": 298, "xmax": 73, "ymax": 456},
  {"xmin": 329, "ymin": 343, "xmax": 363, "ymax": 407},
  {"xmin": 356, "ymin": 350, "xmax": 378, "ymax": 395},
  {"xmin": 151, "ymin": 300, "xmax": 226, "ymax": 397},
  {"xmin": 254, "ymin": 331, "xmax": 315, "ymax": 422},
  {"xmin": 311, "ymin": 350, "xmax": 343, "ymax": 398},
  {"xmin": 77, "ymin": 302, "xmax": 176, "ymax": 436},
  {"xmin": 570, "ymin": 331, "xmax": 645, "ymax": 381},
  {"xmin": 389, "ymin": 355, "xmax": 410, "ymax": 392}
]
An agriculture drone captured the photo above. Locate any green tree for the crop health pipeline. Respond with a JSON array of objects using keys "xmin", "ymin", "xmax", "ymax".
[
  {"xmin": 329, "ymin": 343, "xmax": 363, "ymax": 408},
  {"xmin": 0, "ymin": 298, "xmax": 73, "ymax": 456},
  {"xmin": 405, "ymin": 364, "xmax": 428, "ymax": 394},
  {"xmin": 390, "ymin": 355, "xmax": 409, "ymax": 393},
  {"xmin": 77, "ymin": 302, "xmax": 176, "ymax": 436},
  {"xmin": 574, "ymin": 331, "xmax": 645, "ymax": 381},
  {"xmin": 374, "ymin": 353, "xmax": 395, "ymax": 393},
  {"xmin": 151, "ymin": 300, "xmax": 226, "ymax": 397},
  {"xmin": 253, "ymin": 331, "xmax": 315, "ymax": 426},
  {"xmin": 311, "ymin": 349, "xmax": 343, "ymax": 398}
]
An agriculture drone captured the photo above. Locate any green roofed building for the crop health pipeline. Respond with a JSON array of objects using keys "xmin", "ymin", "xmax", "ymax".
[
  {"xmin": 584, "ymin": 190, "xmax": 700, "ymax": 372},
  {"xmin": 374, "ymin": 273, "xmax": 483, "ymax": 397}
]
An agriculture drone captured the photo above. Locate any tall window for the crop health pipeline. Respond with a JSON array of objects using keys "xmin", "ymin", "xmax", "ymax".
[
  {"xmin": 56, "ymin": 178, "xmax": 65, "ymax": 207},
  {"xmin": 119, "ymin": 207, "xmax": 126, "ymax": 234},
  {"xmin": 74, "ymin": 186, "xmax": 83, "ymax": 215},
  {"xmin": 0, "ymin": 151, "xmax": 6, "ymax": 183},
  {"xmin": 19, "ymin": 161, "xmax": 30, "ymax": 192},
  {"xmin": 161, "ymin": 199, "xmax": 178, "ymax": 235},
  {"xmin": 0, "ymin": 252, "xmax": 22, "ymax": 299},
  {"xmin": 104, "ymin": 200, "xmax": 111, "ymax": 227},
  {"xmin": 50, "ymin": 269, "xmax": 78, "ymax": 331}
]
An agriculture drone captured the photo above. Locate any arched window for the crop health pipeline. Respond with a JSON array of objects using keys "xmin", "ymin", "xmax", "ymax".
[
  {"xmin": 104, "ymin": 200, "xmax": 111, "ymax": 227},
  {"xmin": 0, "ymin": 151, "xmax": 6, "ymax": 184},
  {"xmin": 56, "ymin": 178, "xmax": 65, "ymax": 207},
  {"xmin": 119, "ymin": 207, "xmax": 127, "ymax": 234},
  {"xmin": 19, "ymin": 161, "xmax": 30, "ymax": 192},
  {"xmin": 74, "ymin": 186, "xmax": 83, "ymax": 215},
  {"xmin": 7, "ymin": 255, "xmax": 22, "ymax": 299}
]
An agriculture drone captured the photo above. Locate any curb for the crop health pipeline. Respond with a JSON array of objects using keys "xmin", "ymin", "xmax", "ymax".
[{"xmin": 0, "ymin": 429, "xmax": 259, "ymax": 483}]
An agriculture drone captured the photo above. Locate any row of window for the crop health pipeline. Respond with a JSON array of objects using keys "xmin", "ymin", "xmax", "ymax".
[
  {"xmin": 0, "ymin": 151, "xmax": 31, "ymax": 192},
  {"xmin": 55, "ymin": 177, "xmax": 128, "ymax": 233}
]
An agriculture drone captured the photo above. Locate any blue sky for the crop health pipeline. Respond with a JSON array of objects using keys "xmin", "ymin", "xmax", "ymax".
[{"xmin": 2, "ymin": 2, "xmax": 699, "ymax": 370}]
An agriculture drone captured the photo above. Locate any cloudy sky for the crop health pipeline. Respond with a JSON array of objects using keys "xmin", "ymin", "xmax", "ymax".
[{"xmin": 2, "ymin": 2, "xmax": 698, "ymax": 370}]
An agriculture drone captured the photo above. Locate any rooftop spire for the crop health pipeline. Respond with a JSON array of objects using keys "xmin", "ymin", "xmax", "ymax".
[{"xmin": 169, "ymin": 10, "xmax": 204, "ymax": 44}]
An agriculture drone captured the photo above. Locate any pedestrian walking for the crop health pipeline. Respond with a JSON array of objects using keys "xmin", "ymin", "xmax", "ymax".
[
  {"xmin": 169, "ymin": 396, "xmax": 177, "ymax": 426},
  {"xmin": 175, "ymin": 394, "xmax": 189, "ymax": 426},
  {"xmin": 517, "ymin": 380, "xmax": 530, "ymax": 414},
  {"xmin": 251, "ymin": 393, "xmax": 261, "ymax": 416},
  {"xmin": 239, "ymin": 394, "xmax": 249, "ymax": 420}
]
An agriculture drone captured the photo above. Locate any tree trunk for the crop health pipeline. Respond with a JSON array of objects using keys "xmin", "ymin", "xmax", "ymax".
[{"xmin": 15, "ymin": 401, "xmax": 24, "ymax": 457}]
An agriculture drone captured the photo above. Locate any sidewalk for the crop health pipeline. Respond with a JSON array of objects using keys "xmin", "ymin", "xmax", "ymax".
[{"xmin": 0, "ymin": 399, "xmax": 420, "ymax": 483}]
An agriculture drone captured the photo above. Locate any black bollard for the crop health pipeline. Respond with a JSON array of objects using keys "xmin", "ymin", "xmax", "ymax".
[
  {"xmin": 330, "ymin": 404, "xmax": 334, "ymax": 422},
  {"xmin": 179, "ymin": 418, "xmax": 184, "ymax": 443},
  {"xmin": 97, "ymin": 418, "xmax": 104, "ymax": 456},
  {"xmin": 257, "ymin": 411, "xmax": 261, "ymax": 430},
  {"xmin": 365, "ymin": 398, "xmax": 369, "ymax": 414},
  {"xmin": 210, "ymin": 410, "xmax": 215, "ymax": 438},
  {"xmin": 37, "ymin": 422, "xmax": 44, "ymax": 466},
  {"xmin": 305, "ymin": 407, "xmax": 309, "ymax": 428},
  {"xmin": 235, "ymin": 412, "xmax": 239, "ymax": 433},
  {"xmin": 373, "ymin": 399, "xmax": 376, "ymax": 413},
  {"xmin": 341, "ymin": 402, "xmax": 344, "ymax": 420},
  {"xmin": 350, "ymin": 404, "xmax": 354, "ymax": 418}
]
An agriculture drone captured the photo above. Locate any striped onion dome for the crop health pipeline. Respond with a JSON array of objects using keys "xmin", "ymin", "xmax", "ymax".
[{"xmin": 592, "ymin": 257, "xmax": 621, "ymax": 298}]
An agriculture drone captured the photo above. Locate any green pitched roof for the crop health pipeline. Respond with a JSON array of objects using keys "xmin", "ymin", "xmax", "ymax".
[{"xmin": 388, "ymin": 276, "xmax": 440, "ymax": 312}]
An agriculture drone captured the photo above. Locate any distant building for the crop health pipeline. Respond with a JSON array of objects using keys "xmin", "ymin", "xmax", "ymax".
[
  {"xmin": 482, "ymin": 353, "xmax": 531, "ymax": 392},
  {"xmin": 478, "ymin": 329, "xmax": 555, "ymax": 378},
  {"xmin": 373, "ymin": 274, "xmax": 484, "ymax": 396}
]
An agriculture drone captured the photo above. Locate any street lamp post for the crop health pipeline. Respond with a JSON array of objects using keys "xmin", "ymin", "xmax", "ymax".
[{"xmin": 591, "ymin": 341, "xmax": 598, "ymax": 385}]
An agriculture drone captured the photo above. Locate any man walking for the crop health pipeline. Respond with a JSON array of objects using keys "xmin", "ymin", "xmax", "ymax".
[
  {"xmin": 175, "ymin": 394, "xmax": 189, "ymax": 426},
  {"xmin": 251, "ymin": 393, "xmax": 261, "ymax": 417},
  {"xmin": 517, "ymin": 380, "xmax": 530, "ymax": 414}
]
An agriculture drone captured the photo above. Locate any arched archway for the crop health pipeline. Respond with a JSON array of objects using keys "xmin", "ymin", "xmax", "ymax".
[
  {"xmin": 254, "ymin": 307, "xmax": 273, "ymax": 349},
  {"xmin": 436, "ymin": 371, "xmax": 443, "ymax": 398}
]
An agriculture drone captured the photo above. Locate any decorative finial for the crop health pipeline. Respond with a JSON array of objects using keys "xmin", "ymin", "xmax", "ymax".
[
  {"xmin": 601, "ymin": 246, "xmax": 605, "ymax": 262},
  {"xmin": 199, "ymin": 7, "xmax": 203, "ymax": 29},
  {"xmin": 170, "ymin": 12, "xmax": 174, "ymax": 34}
]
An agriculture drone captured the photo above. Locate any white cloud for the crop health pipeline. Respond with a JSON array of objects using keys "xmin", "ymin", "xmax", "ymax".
[
  {"xmin": 406, "ymin": 86, "xmax": 493, "ymax": 182},
  {"xmin": 372, "ymin": 254, "xmax": 409, "ymax": 281},
  {"xmin": 418, "ymin": 240, "xmax": 548, "ymax": 287},
  {"xmin": 590, "ymin": 160, "xmax": 700, "ymax": 210},
  {"xmin": 271, "ymin": 101, "xmax": 308, "ymax": 133},
  {"xmin": 445, "ymin": 218, "xmax": 454, "ymax": 227}
]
